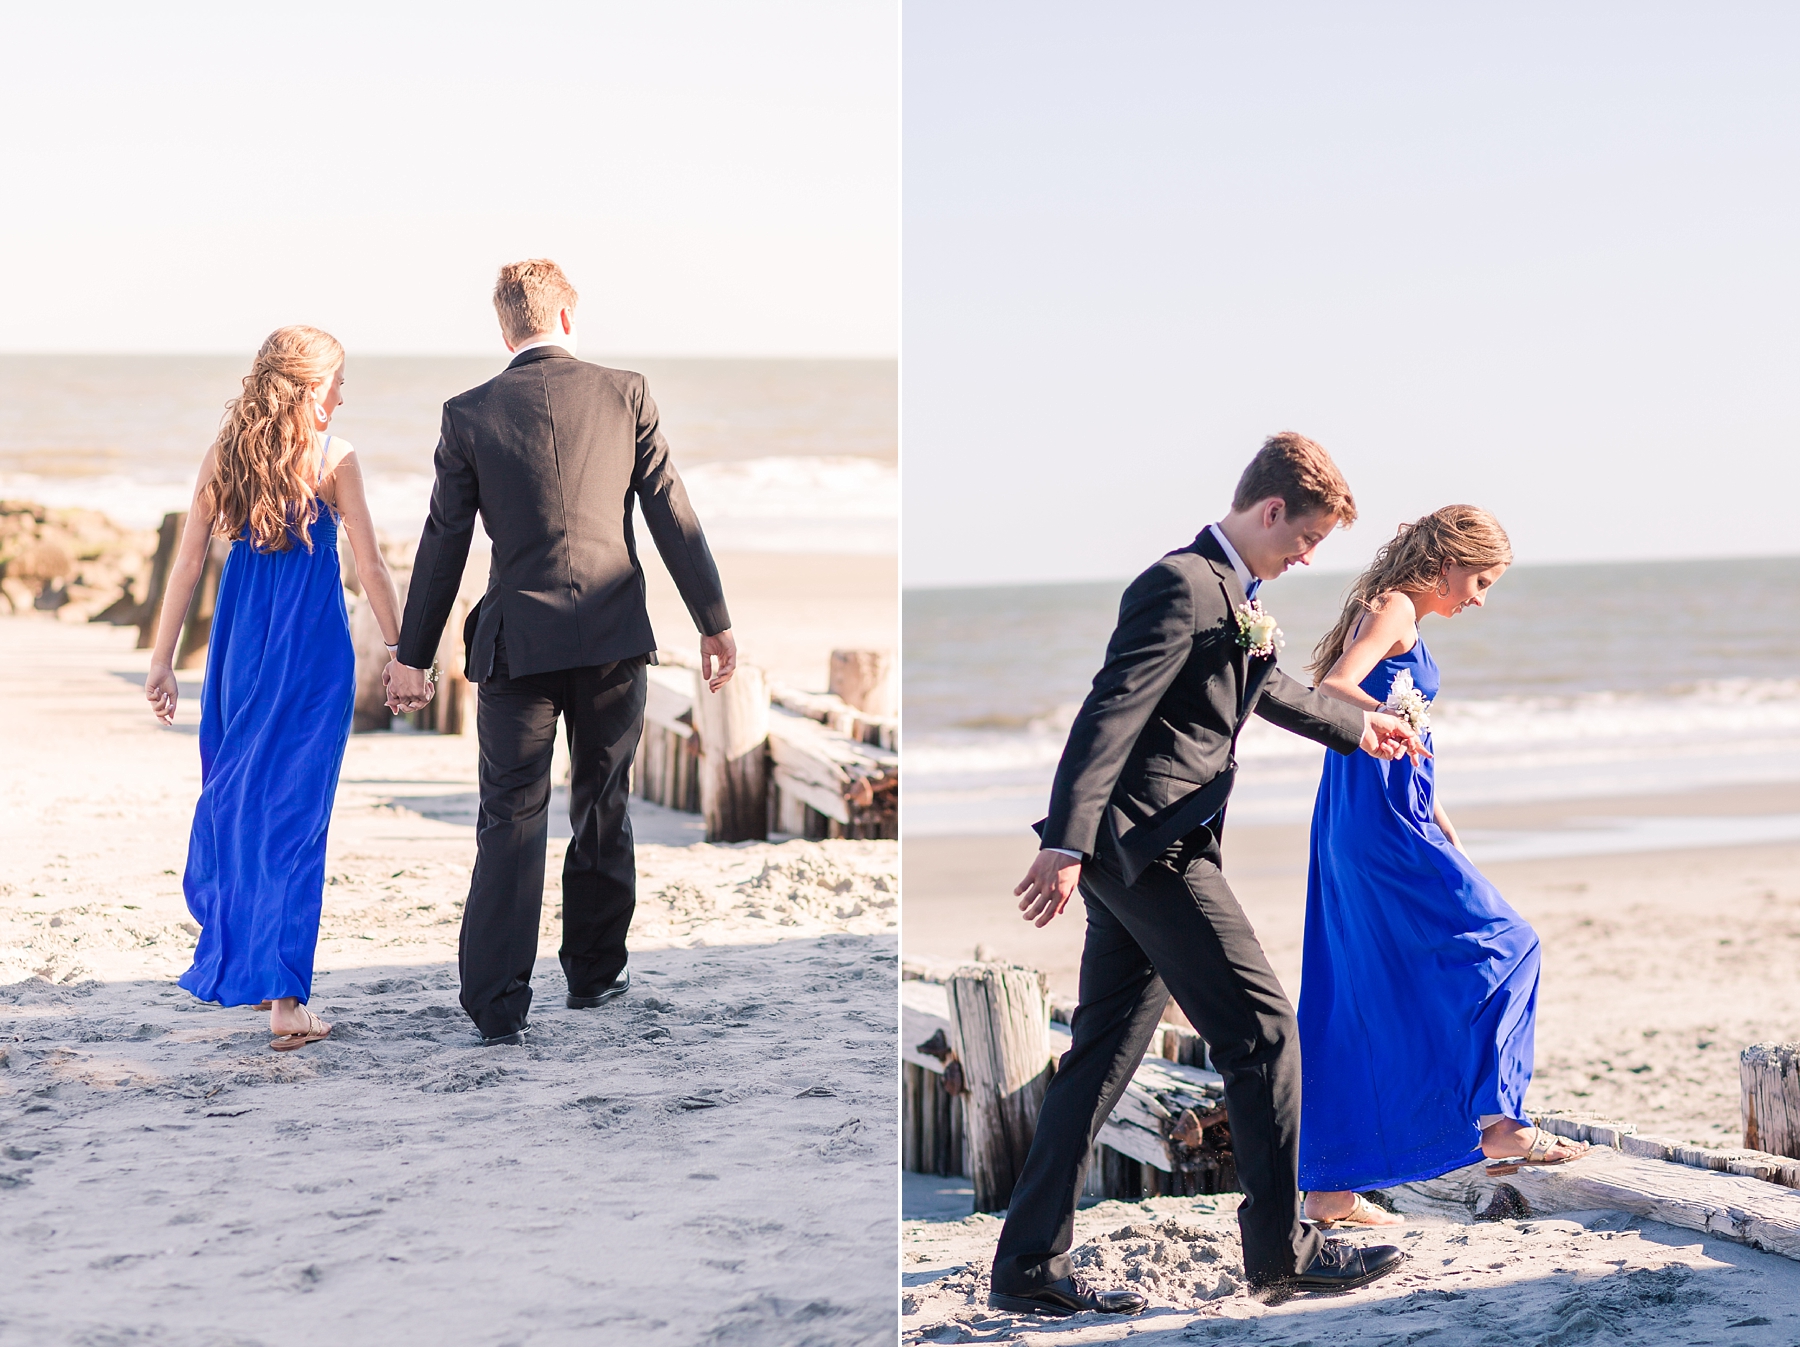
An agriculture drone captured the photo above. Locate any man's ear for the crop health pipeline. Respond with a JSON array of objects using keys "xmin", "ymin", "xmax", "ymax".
[
  {"xmin": 560, "ymin": 308, "xmax": 575, "ymax": 336},
  {"xmin": 1262, "ymin": 498, "xmax": 1286, "ymax": 530}
]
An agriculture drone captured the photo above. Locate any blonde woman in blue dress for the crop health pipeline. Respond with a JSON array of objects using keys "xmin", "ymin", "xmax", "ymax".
[
  {"xmin": 1296, "ymin": 505, "xmax": 1587, "ymax": 1228},
  {"xmin": 145, "ymin": 326, "xmax": 408, "ymax": 1050}
]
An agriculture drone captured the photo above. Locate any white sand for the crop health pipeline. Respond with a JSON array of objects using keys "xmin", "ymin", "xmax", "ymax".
[
  {"xmin": 902, "ymin": 1178, "xmax": 1800, "ymax": 1344},
  {"xmin": 0, "ymin": 618, "xmax": 897, "ymax": 1345}
]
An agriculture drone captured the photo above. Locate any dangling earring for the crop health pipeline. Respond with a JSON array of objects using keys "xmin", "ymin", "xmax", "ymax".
[
  {"xmin": 312, "ymin": 398, "xmax": 329, "ymax": 427},
  {"xmin": 1436, "ymin": 575, "xmax": 1451, "ymax": 598}
]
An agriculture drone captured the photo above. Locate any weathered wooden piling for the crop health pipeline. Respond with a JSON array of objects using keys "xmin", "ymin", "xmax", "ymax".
[
  {"xmin": 694, "ymin": 662, "xmax": 770, "ymax": 842},
  {"xmin": 946, "ymin": 963, "xmax": 1052, "ymax": 1212},
  {"xmin": 1742, "ymin": 1042, "xmax": 1800, "ymax": 1158},
  {"xmin": 405, "ymin": 596, "xmax": 471, "ymax": 735},
  {"xmin": 349, "ymin": 565, "xmax": 408, "ymax": 731},
  {"xmin": 828, "ymin": 648, "xmax": 895, "ymax": 718},
  {"xmin": 172, "ymin": 537, "xmax": 230, "ymax": 671},
  {"xmin": 635, "ymin": 664, "xmax": 701, "ymax": 811},
  {"xmin": 135, "ymin": 511, "xmax": 186, "ymax": 648}
]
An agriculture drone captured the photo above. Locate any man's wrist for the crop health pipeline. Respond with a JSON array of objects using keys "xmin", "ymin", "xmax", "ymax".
[{"xmin": 1044, "ymin": 847, "xmax": 1083, "ymax": 862}]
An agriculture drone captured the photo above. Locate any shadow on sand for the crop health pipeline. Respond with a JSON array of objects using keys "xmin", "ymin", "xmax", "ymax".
[{"xmin": 1, "ymin": 935, "xmax": 897, "ymax": 1347}]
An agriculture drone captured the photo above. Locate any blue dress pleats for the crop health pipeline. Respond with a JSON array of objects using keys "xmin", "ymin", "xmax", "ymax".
[
  {"xmin": 178, "ymin": 508, "xmax": 354, "ymax": 1007},
  {"xmin": 1297, "ymin": 635, "xmax": 1541, "ymax": 1192}
]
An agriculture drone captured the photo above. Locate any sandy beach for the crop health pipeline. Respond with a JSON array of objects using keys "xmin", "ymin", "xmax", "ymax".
[
  {"xmin": 902, "ymin": 794, "xmax": 1800, "ymax": 1343},
  {"xmin": 904, "ymin": 785, "xmax": 1800, "ymax": 1148},
  {"xmin": 0, "ymin": 614, "xmax": 897, "ymax": 1345},
  {"xmin": 642, "ymin": 548, "xmax": 897, "ymax": 693},
  {"xmin": 903, "ymin": 1183, "xmax": 1800, "ymax": 1344}
]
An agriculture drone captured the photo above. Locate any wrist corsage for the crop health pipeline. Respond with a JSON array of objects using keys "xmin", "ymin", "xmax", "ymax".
[
  {"xmin": 1381, "ymin": 668, "xmax": 1431, "ymax": 734},
  {"xmin": 1233, "ymin": 600, "xmax": 1283, "ymax": 659}
]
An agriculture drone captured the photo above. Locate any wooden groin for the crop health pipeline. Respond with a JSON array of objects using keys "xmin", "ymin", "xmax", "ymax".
[
  {"xmin": 123, "ymin": 512, "xmax": 894, "ymax": 827},
  {"xmin": 640, "ymin": 648, "xmax": 899, "ymax": 842},
  {"xmin": 902, "ymin": 961, "xmax": 1236, "ymax": 1209}
]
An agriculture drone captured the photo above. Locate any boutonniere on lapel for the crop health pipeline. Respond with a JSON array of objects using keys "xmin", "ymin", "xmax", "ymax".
[{"xmin": 1233, "ymin": 600, "xmax": 1284, "ymax": 660}]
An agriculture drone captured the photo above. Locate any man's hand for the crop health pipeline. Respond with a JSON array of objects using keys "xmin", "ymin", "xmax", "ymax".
[
  {"xmin": 384, "ymin": 660, "xmax": 435, "ymax": 714},
  {"xmin": 1015, "ymin": 849, "xmax": 1083, "ymax": 928},
  {"xmin": 1361, "ymin": 710, "xmax": 1429, "ymax": 764},
  {"xmin": 700, "ymin": 629, "xmax": 737, "ymax": 693}
]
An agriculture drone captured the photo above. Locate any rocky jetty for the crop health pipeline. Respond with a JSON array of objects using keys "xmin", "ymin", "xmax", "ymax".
[{"xmin": 0, "ymin": 501, "xmax": 158, "ymax": 624}]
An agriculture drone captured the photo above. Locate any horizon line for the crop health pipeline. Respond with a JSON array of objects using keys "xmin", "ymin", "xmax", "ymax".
[{"xmin": 901, "ymin": 551, "xmax": 1800, "ymax": 593}]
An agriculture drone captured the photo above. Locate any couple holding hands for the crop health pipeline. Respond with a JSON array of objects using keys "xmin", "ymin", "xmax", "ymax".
[
  {"xmin": 990, "ymin": 433, "xmax": 1587, "ymax": 1312},
  {"xmin": 144, "ymin": 259, "xmax": 735, "ymax": 1050}
]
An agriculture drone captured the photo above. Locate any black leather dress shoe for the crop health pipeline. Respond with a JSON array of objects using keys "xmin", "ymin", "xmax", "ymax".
[
  {"xmin": 479, "ymin": 1023, "xmax": 528, "ymax": 1047},
  {"xmin": 1288, "ymin": 1239, "xmax": 1404, "ymax": 1291},
  {"xmin": 987, "ymin": 1276, "xmax": 1148, "ymax": 1317},
  {"xmin": 567, "ymin": 967, "xmax": 629, "ymax": 1010}
]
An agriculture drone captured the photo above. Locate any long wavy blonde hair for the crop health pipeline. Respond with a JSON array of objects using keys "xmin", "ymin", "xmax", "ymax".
[
  {"xmin": 1308, "ymin": 504, "xmax": 1513, "ymax": 681},
  {"xmin": 201, "ymin": 326, "xmax": 344, "ymax": 553}
]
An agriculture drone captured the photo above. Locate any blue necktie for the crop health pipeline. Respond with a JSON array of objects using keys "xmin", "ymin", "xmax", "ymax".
[{"xmin": 1245, "ymin": 578, "xmax": 1261, "ymax": 602}]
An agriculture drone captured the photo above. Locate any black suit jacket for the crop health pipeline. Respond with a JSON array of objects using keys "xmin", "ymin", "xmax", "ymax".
[
  {"xmin": 397, "ymin": 347, "xmax": 731, "ymax": 681},
  {"xmin": 1038, "ymin": 529, "xmax": 1364, "ymax": 885}
]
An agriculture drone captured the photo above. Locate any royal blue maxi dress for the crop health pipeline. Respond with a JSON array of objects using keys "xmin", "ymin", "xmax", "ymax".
[
  {"xmin": 178, "ymin": 484, "xmax": 355, "ymax": 1008},
  {"xmin": 1296, "ymin": 633, "xmax": 1541, "ymax": 1193}
]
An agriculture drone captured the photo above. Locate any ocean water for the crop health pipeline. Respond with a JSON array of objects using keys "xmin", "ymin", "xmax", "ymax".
[
  {"xmin": 0, "ymin": 355, "xmax": 896, "ymax": 553},
  {"xmin": 904, "ymin": 554, "xmax": 1800, "ymax": 854}
]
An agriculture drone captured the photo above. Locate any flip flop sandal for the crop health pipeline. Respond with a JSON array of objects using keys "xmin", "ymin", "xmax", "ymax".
[
  {"xmin": 1315, "ymin": 1193, "xmax": 1406, "ymax": 1229},
  {"xmin": 271, "ymin": 1008, "xmax": 332, "ymax": 1052},
  {"xmin": 1486, "ymin": 1127, "xmax": 1589, "ymax": 1177}
]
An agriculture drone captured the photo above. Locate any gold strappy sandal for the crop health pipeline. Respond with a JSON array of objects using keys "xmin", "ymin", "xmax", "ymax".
[
  {"xmin": 1485, "ymin": 1126, "xmax": 1589, "ymax": 1177},
  {"xmin": 270, "ymin": 1007, "xmax": 332, "ymax": 1052}
]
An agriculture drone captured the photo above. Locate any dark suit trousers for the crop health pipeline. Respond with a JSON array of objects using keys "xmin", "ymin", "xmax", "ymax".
[
  {"xmin": 990, "ymin": 829, "xmax": 1323, "ymax": 1290},
  {"xmin": 461, "ymin": 649, "xmax": 647, "ymax": 1037}
]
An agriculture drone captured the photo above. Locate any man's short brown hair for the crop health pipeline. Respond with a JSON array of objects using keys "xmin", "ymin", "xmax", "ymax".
[
  {"xmin": 493, "ymin": 259, "xmax": 580, "ymax": 345},
  {"xmin": 1230, "ymin": 431, "xmax": 1357, "ymax": 526}
]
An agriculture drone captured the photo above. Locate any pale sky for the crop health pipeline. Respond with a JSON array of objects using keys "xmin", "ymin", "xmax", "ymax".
[
  {"xmin": 903, "ymin": 3, "xmax": 1800, "ymax": 586},
  {"xmin": 1, "ymin": 2, "xmax": 897, "ymax": 357}
]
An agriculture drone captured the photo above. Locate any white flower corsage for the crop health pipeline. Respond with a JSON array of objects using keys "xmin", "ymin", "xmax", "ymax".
[
  {"xmin": 1381, "ymin": 668, "xmax": 1432, "ymax": 734},
  {"xmin": 1233, "ymin": 600, "xmax": 1283, "ymax": 659}
]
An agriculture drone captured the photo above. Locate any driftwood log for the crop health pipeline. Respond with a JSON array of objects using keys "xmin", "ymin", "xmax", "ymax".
[
  {"xmin": 946, "ymin": 963, "xmax": 1052, "ymax": 1212},
  {"xmin": 693, "ymin": 663, "xmax": 769, "ymax": 842},
  {"xmin": 1412, "ymin": 1144, "xmax": 1800, "ymax": 1261},
  {"xmin": 1534, "ymin": 1111, "xmax": 1800, "ymax": 1186},
  {"xmin": 1743, "ymin": 1043, "xmax": 1800, "ymax": 1160}
]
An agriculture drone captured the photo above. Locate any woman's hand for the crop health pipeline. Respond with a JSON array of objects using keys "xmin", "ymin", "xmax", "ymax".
[
  {"xmin": 1361, "ymin": 710, "xmax": 1429, "ymax": 764},
  {"xmin": 146, "ymin": 663, "xmax": 179, "ymax": 725}
]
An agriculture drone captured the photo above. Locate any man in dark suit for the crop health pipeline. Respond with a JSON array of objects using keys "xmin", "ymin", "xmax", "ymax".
[
  {"xmin": 386, "ymin": 258, "xmax": 735, "ymax": 1046},
  {"xmin": 987, "ymin": 433, "xmax": 1423, "ymax": 1315}
]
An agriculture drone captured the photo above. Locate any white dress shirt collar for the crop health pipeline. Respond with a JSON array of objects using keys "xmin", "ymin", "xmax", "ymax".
[
  {"xmin": 1206, "ymin": 523, "xmax": 1256, "ymax": 594},
  {"xmin": 510, "ymin": 336, "xmax": 573, "ymax": 360}
]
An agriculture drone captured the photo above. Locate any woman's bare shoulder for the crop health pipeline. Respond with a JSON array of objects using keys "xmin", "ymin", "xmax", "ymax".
[
  {"xmin": 321, "ymin": 436, "xmax": 357, "ymax": 474},
  {"xmin": 1349, "ymin": 591, "xmax": 1419, "ymax": 650},
  {"xmin": 1366, "ymin": 590, "xmax": 1419, "ymax": 623}
]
